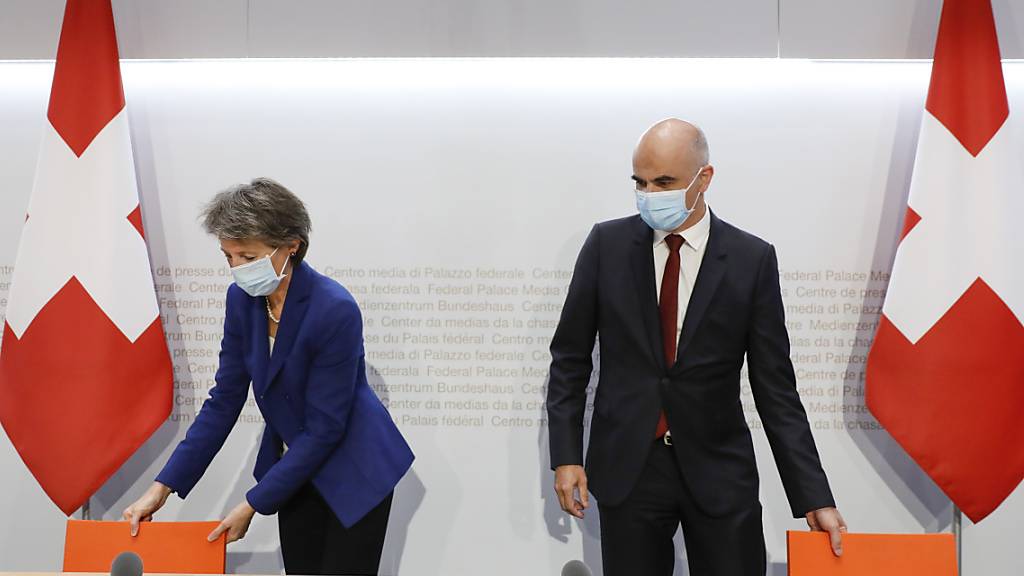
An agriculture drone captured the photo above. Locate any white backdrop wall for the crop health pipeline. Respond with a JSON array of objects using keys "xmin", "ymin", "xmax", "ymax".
[{"xmin": 0, "ymin": 59, "xmax": 1020, "ymax": 575}]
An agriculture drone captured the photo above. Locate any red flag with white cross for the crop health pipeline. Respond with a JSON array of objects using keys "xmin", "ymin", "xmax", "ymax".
[
  {"xmin": 0, "ymin": 0, "xmax": 172, "ymax": 515},
  {"xmin": 866, "ymin": 0, "xmax": 1024, "ymax": 522}
]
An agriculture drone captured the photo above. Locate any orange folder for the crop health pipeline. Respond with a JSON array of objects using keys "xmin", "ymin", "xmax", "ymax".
[
  {"xmin": 64, "ymin": 520, "xmax": 226, "ymax": 574},
  {"xmin": 787, "ymin": 531, "xmax": 956, "ymax": 576}
]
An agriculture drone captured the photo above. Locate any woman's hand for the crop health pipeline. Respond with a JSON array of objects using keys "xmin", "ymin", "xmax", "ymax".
[
  {"xmin": 208, "ymin": 500, "xmax": 257, "ymax": 544},
  {"xmin": 123, "ymin": 482, "xmax": 172, "ymax": 536}
]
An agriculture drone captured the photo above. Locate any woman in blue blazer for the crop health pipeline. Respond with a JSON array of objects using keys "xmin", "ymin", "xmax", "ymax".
[{"xmin": 124, "ymin": 178, "xmax": 414, "ymax": 576}]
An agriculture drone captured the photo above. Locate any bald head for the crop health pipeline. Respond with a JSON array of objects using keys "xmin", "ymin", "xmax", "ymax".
[
  {"xmin": 631, "ymin": 118, "xmax": 712, "ymax": 194},
  {"xmin": 634, "ymin": 118, "xmax": 709, "ymax": 174}
]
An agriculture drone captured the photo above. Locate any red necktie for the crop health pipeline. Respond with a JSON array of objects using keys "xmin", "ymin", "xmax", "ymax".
[{"xmin": 656, "ymin": 234, "xmax": 684, "ymax": 438}]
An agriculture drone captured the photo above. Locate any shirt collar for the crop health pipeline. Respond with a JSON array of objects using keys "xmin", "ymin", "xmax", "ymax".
[{"xmin": 653, "ymin": 205, "xmax": 711, "ymax": 251}]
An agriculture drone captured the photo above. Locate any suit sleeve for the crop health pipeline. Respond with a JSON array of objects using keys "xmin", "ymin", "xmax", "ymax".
[
  {"xmin": 245, "ymin": 299, "xmax": 361, "ymax": 515},
  {"xmin": 547, "ymin": 224, "xmax": 600, "ymax": 469},
  {"xmin": 747, "ymin": 244, "xmax": 836, "ymax": 518},
  {"xmin": 156, "ymin": 286, "xmax": 251, "ymax": 498}
]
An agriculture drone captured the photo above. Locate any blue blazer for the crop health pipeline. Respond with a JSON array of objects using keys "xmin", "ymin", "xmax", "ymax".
[{"xmin": 157, "ymin": 261, "xmax": 414, "ymax": 527}]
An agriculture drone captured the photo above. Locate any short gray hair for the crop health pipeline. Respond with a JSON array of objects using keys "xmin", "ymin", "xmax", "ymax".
[{"xmin": 201, "ymin": 177, "xmax": 312, "ymax": 263}]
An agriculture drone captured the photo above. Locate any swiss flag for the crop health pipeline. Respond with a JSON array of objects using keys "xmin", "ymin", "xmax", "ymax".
[
  {"xmin": 866, "ymin": 0, "xmax": 1024, "ymax": 522},
  {"xmin": 0, "ymin": 0, "xmax": 172, "ymax": 515}
]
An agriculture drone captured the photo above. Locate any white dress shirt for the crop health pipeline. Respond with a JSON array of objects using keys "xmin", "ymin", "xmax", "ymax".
[{"xmin": 653, "ymin": 206, "xmax": 712, "ymax": 348}]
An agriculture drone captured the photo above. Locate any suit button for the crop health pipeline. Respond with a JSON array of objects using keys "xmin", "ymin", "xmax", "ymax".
[{"xmin": 660, "ymin": 378, "xmax": 669, "ymax": 385}]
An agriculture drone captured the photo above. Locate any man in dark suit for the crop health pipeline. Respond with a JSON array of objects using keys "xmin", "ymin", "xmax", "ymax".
[{"xmin": 547, "ymin": 119, "xmax": 846, "ymax": 576}]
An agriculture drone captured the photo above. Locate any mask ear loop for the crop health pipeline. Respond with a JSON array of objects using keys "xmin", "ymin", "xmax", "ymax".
[
  {"xmin": 268, "ymin": 247, "xmax": 289, "ymax": 279},
  {"xmin": 685, "ymin": 189, "xmax": 705, "ymax": 212},
  {"xmin": 683, "ymin": 166, "xmax": 707, "ymax": 211}
]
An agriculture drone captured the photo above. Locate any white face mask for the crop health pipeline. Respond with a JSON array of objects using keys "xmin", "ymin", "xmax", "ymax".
[
  {"xmin": 635, "ymin": 166, "xmax": 706, "ymax": 231},
  {"xmin": 230, "ymin": 247, "xmax": 287, "ymax": 297}
]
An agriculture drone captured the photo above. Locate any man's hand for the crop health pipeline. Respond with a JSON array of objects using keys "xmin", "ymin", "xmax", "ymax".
[
  {"xmin": 805, "ymin": 506, "xmax": 847, "ymax": 556},
  {"xmin": 554, "ymin": 465, "xmax": 589, "ymax": 519},
  {"xmin": 208, "ymin": 500, "xmax": 257, "ymax": 544}
]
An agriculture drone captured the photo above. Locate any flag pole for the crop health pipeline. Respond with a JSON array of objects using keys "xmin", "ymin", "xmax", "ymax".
[
  {"xmin": 952, "ymin": 504, "xmax": 962, "ymax": 575},
  {"xmin": 81, "ymin": 497, "xmax": 91, "ymax": 520}
]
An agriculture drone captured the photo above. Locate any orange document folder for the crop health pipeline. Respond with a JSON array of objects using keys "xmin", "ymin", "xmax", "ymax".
[
  {"xmin": 64, "ymin": 520, "xmax": 226, "ymax": 574},
  {"xmin": 787, "ymin": 531, "xmax": 957, "ymax": 576}
]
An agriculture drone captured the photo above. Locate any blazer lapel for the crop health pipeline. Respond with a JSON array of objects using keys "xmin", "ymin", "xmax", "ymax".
[
  {"xmin": 628, "ymin": 216, "xmax": 665, "ymax": 368},
  {"xmin": 263, "ymin": 261, "xmax": 313, "ymax": 392},
  {"xmin": 677, "ymin": 211, "xmax": 728, "ymax": 360}
]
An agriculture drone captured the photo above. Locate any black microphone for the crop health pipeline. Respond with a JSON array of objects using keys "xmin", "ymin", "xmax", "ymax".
[
  {"xmin": 561, "ymin": 560, "xmax": 592, "ymax": 576},
  {"xmin": 110, "ymin": 551, "xmax": 143, "ymax": 576}
]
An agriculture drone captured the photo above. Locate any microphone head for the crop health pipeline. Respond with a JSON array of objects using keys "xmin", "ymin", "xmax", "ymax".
[
  {"xmin": 561, "ymin": 560, "xmax": 592, "ymax": 576},
  {"xmin": 110, "ymin": 551, "xmax": 143, "ymax": 576}
]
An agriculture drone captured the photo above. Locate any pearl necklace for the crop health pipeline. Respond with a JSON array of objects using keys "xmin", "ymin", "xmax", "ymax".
[{"xmin": 266, "ymin": 297, "xmax": 280, "ymax": 324}]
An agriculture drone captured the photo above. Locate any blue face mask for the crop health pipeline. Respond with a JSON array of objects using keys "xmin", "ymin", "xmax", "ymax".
[
  {"xmin": 230, "ymin": 247, "xmax": 287, "ymax": 297},
  {"xmin": 635, "ymin": 167, "xmax": 706, "ymax": 231}
]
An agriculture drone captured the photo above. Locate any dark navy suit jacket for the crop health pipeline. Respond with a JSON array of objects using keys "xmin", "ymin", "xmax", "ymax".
[
  {"xmin": 547, "ymin": 212, "xmax": 834, "ymax": 518},
  {"xmin": 157, "ymin": 261, "xmax": 414, "ymax": 527}
]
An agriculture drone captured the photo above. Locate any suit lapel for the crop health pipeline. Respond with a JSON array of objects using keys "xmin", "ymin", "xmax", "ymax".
[
  {"xmin": 261, "ymin": 260, "xmax": 313, "ymax": 393},
  {"xmin": 677, "ymin": 211, "xmax": 728, "ymax": 360},
  {"xmin": 628, "ymin": 216, "xmax": 665, "ymax": 368}
]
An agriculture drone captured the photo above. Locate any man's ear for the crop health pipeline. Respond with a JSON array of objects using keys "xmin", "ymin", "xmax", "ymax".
[{"xmin": 699, "ymin": 165, "xmax": 715, "ymax": 192}]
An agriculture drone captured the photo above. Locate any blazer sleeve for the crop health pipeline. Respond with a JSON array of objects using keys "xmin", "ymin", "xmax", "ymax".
[
  {"xmin": 747, "ymin": 244, "xmax": 836, "ymax": 518},
  {"xmin": 155, "ymin": 285, "xmax": 251, "ymax": 497},
  {"xmin": 245, "ymin": 299, "xmax": 361, "ymax": 515},
  {"xmin": 546, "ymin": 224, "xmax": 600, "ymax": 469}
]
